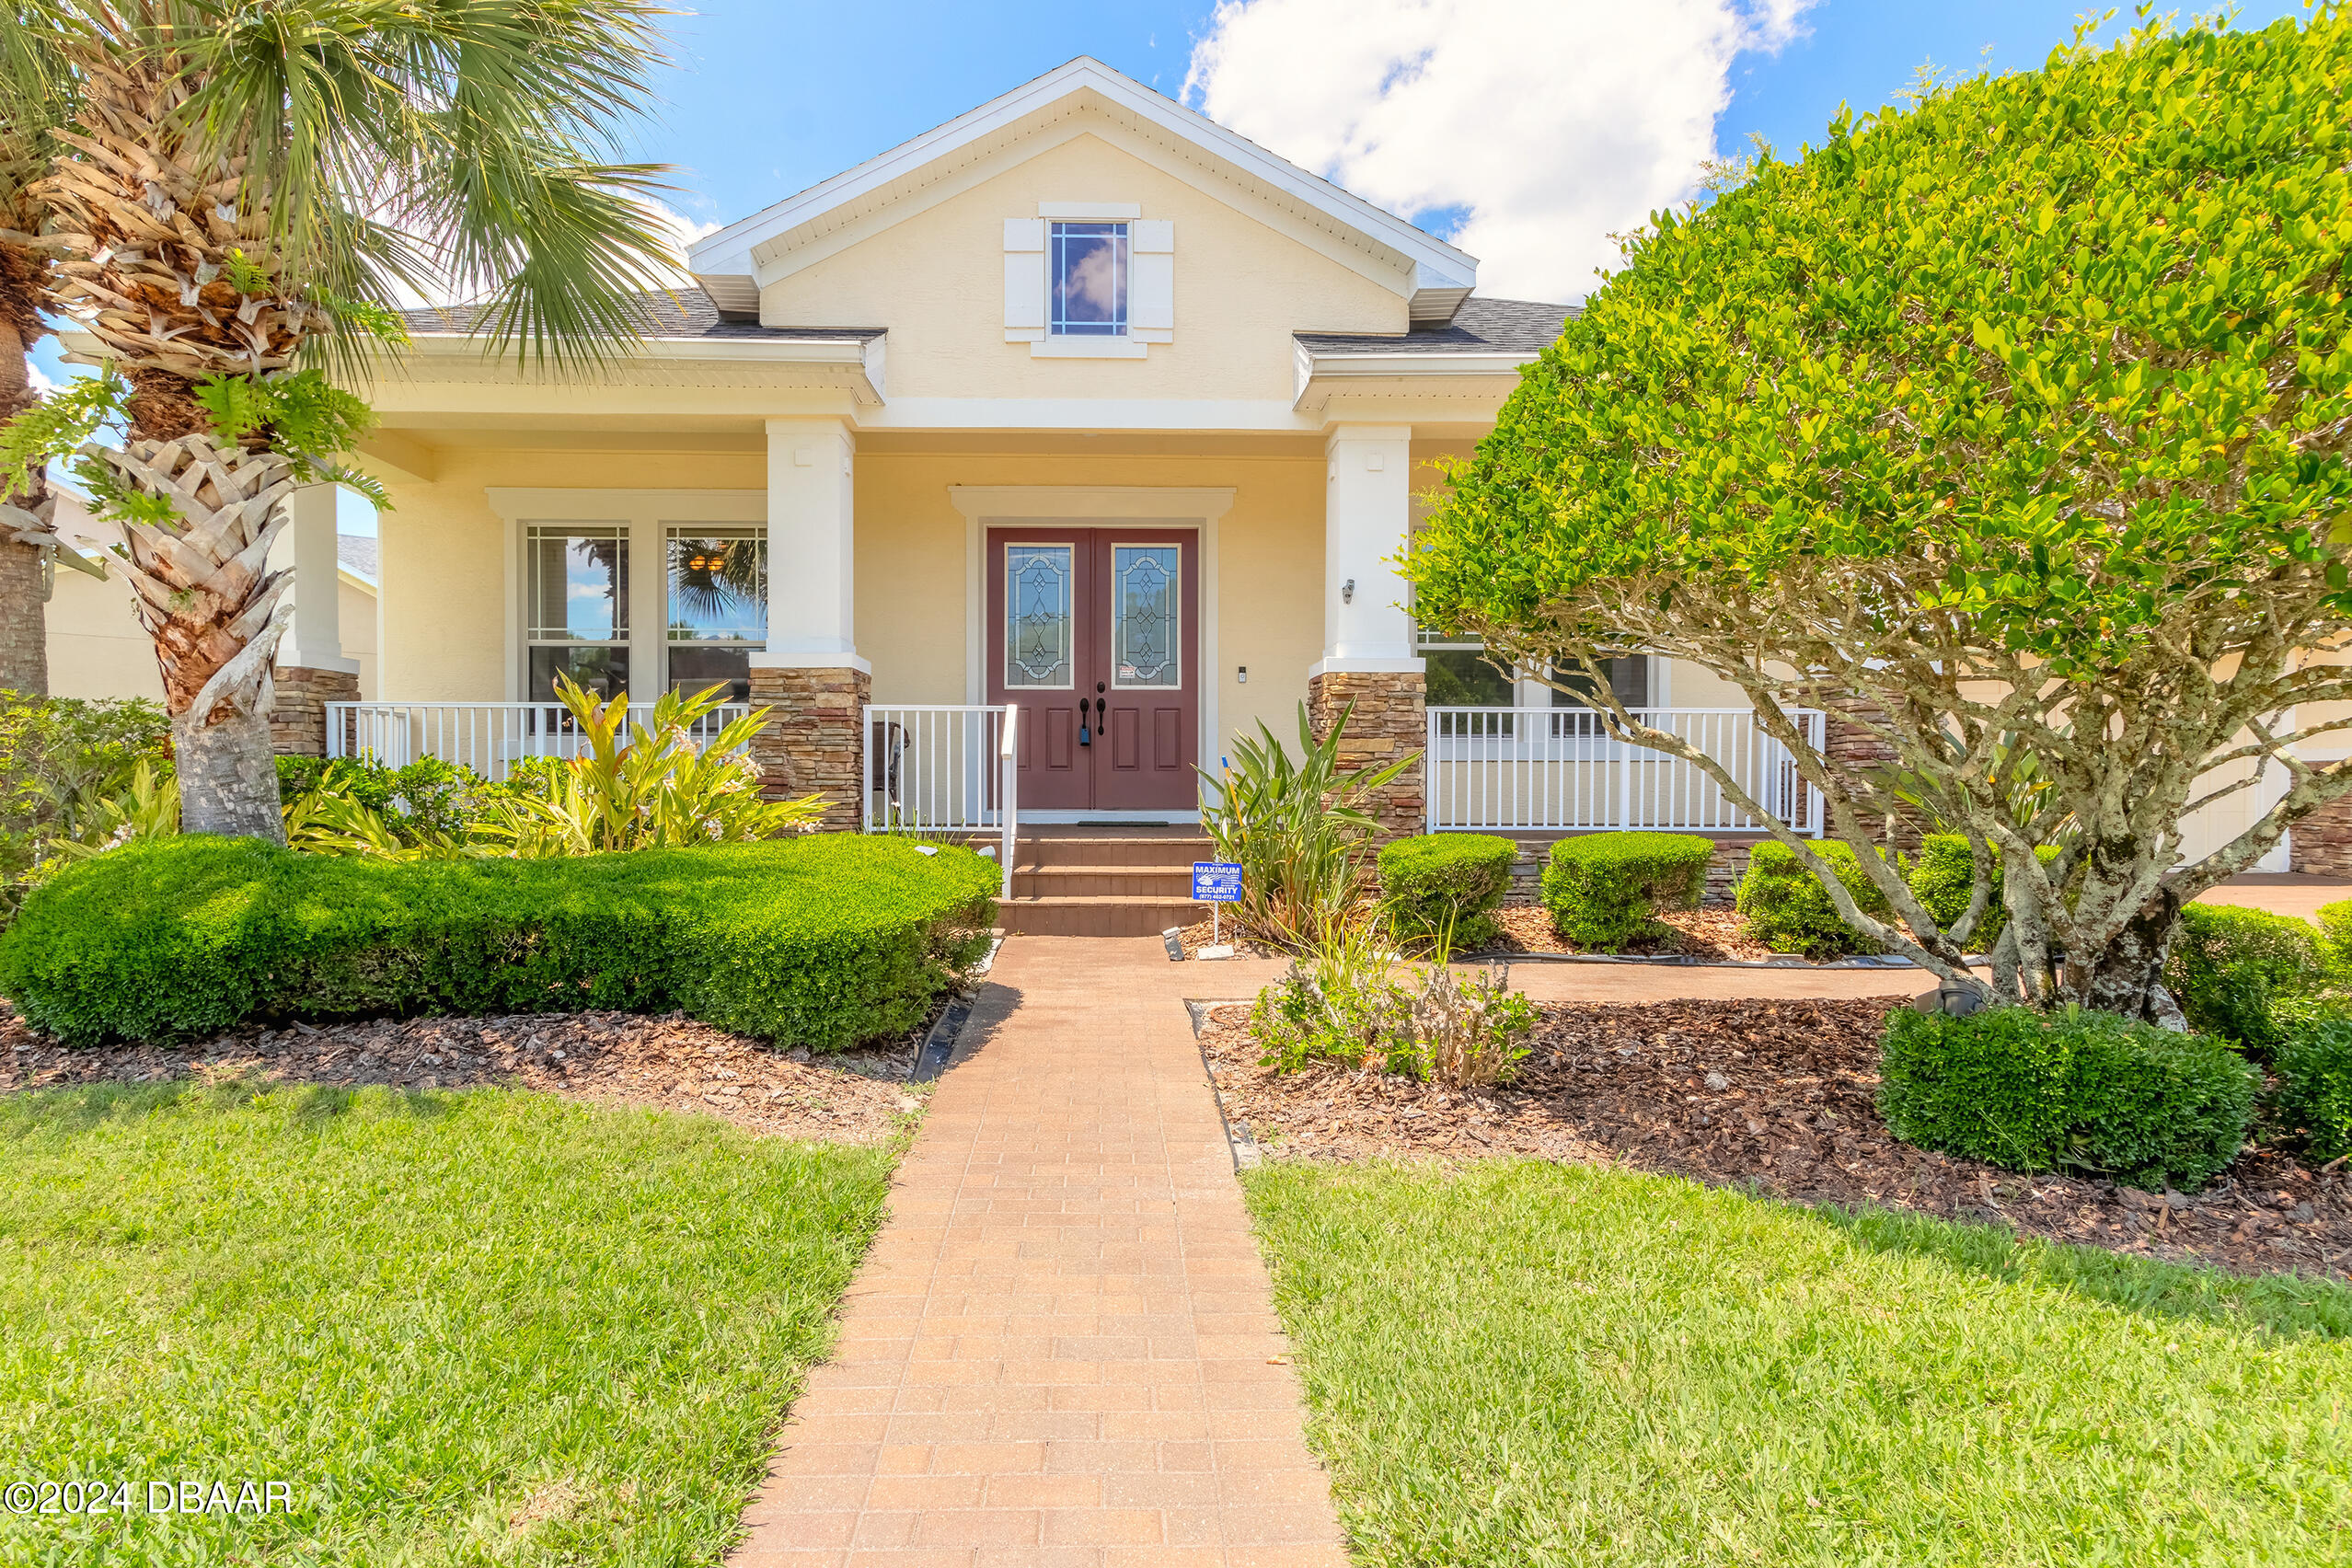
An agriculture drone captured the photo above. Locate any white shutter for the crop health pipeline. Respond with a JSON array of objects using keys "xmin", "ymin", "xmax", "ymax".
[
  {"xmin": 1004, "ymin": 218, "xmax": 1045, "ymax": 341},
  {"xmin": 1130, "ymin": 219, "xmax": 1173, "ymax": 340}
]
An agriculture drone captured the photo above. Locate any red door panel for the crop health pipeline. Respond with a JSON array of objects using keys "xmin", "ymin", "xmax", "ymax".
[{"xmin": 986, "ymin": 526, "xmax": 1198, "ymax": 813}]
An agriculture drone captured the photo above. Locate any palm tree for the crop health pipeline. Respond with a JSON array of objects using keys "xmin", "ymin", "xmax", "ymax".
[
  {"xmin": 0, "ymin": 5, "xmax": 102, "ymax": 696},
  {"xmin": 6, "ymin": 0, "xmax": 679, "ymax": 838}
]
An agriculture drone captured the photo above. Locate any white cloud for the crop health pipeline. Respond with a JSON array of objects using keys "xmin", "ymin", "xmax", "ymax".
[{"xmin": 1184, "ymin": 0, "xmax": 1811, "ymax": 303}]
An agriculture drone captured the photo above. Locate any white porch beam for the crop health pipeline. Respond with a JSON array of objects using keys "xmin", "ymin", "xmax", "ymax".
[
  {"xmin": 1311, "ymin": 423, "xmax": 1421, "ymax": 675},
  {"xmin": 754, "ymin": 415, "xmax": 867, "ymax": 672}
]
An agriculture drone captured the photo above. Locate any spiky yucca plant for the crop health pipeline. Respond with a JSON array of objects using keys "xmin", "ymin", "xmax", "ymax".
[{"xmin": 0, "ymin": 0, "xmax": 680, "ymax": 840}]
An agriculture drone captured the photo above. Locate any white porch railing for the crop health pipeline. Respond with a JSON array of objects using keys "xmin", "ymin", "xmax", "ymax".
[
  {"xmin": 862, "ymin": 704, "xmax": 1020, "ymax": 894},
  {"xmin": 1426, "ymin": 707, "xmax": 1824, "ymax": 834},
  {"xmin": 324, "ymin": 701, "xmax": 753, "ymax": 781}
]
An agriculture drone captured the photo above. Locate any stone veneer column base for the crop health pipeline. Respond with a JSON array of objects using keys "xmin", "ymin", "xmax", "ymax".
[
  {"xmin": 749, "ymin": 663, "xmax": 870, "ymax": 832},
  {"xmin": 2291, "ymin": 793, "xmax": 2352, "ymax": 876},
  {"xmin": 1308, "ymin": 667, "xmax": 1425, "ymax": 844},
  {"xmin": 268, "ymin": 665, "xmax": 361, "ymax": 757}
]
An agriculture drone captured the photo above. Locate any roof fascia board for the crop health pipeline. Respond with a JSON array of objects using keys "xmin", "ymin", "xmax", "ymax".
[
  {"xmin": 689, "ymin": 56, "xmax": 1474, "ymax": 297},
  {"xmin": 741, "ymin": 110, "xmax": 1417, "ymax": 305},
  {"xmin": 395, "ymin": 332, "xmax": 883, "ymax": 403}
]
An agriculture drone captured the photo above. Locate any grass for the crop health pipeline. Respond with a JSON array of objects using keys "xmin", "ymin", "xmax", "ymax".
[
  {"xmin": 1244, "ymin": 1159, "xmax": 2352, "ymax": 1567},
  {"xmin": 0, "ymin": 1080, "xmax": 894, "ymax": 1566}
]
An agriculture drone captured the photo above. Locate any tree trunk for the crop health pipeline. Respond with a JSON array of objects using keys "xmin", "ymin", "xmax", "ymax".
[
  {"xmin": 0, "ymin": 532, "xmax": 47, "ymax": 696},
  {"xmin": 2068, "ymin": 882, "xmax": 2187, "ymax": 1025},
  {"xmin": 0, "ymin": 273, "xmax": 49, "ymax": 698},
  {"xmin": 82, "ymin": 432, "xmax": 297, "ymax": 846},
  {"xmin": 172, "ymin": 703, "xmax": 283, "ymax": 840}
]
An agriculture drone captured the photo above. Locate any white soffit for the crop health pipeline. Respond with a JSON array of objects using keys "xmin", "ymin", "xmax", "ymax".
[{"xmin": 687, "ymin": 56, "xmax": 1478, "ymax": 322}]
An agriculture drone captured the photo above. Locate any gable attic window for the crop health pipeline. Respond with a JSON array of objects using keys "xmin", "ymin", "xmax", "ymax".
[
  {"xmin": 1006, "ymin": 212, "xmax": 1171, "ymax": 352},
  {"xmin": 1050, "ymin": 222, "xmax": 1127, "ymax": 336}
]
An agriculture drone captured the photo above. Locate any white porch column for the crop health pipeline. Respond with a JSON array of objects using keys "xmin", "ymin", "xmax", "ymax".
[
  {"xmin": 282, "ymin": 483, "xmax": 357, "ymax": 674},
  {"xmin": 1309, "ymin": 423, "xmax": 1424, "ymax": 839},
  {"xmin": 1313, "ymin": 423, "xmax": 1419, "ymax": 674},
  {"xmin": 756, "ymin": 415, "xmax": 864, "ymax": 671},
  {"xmin": 749, "ymin": 416, "xmax": 868, "ymax": 829},
  {"xmin": 267, "ymin": 483, "xmax": 360, "ymax": 758}
]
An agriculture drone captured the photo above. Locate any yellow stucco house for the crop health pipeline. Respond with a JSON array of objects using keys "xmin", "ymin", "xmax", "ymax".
[{"xmin": 244, "ymin": 56, "xmax": 2293, "ymax": 923}]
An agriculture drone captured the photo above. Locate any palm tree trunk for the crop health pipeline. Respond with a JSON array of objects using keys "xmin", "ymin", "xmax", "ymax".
[
  {"xmin": 81, "ymin": 432, "xmax": 294, "ymax": 842},
  {"xmin": 0, "ymin": 260, "xmax": 50, "ymax": 698}
]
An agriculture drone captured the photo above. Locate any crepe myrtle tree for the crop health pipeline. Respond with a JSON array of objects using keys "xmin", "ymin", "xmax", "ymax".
[
  {"xmin": 0, "ymin": 0, "xmax": 679, "ymax": 841},
  {"xmin": 1405, "ymin": 9, "xmax": 2352, "ymax": 1022}
]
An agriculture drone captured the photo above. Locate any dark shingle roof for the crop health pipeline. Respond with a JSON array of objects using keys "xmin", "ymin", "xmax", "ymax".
[
  {"xmin": 337, "ymin": 533, "xmax": 377, "ymax": 582},
  {"xmin": 1295, "ymin": 296, "xmax": 1575, "ymax": 356},
  {"xmin": 398, "ymin": 287, "xmax": 883, "ymax": 343}
]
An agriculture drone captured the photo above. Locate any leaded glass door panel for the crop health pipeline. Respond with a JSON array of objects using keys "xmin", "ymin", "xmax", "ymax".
[{"xmin": 985, "ymin": 526, "xmax": 1197, "ymax": 813}]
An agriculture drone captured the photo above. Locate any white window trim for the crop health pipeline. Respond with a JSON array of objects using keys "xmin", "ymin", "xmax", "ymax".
[
  {"xmin": 1007, "ymin": 204, "xmax": 1171, "ymax": 357},
  {"xmin": 487, "ymin": 488, "xmax": 765, "ymax": 701}
]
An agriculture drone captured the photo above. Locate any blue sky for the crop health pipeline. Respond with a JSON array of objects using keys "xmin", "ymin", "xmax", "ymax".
[{"xmin": 30, "ymin": 0, "xmax": 2315, "ymax": 534}]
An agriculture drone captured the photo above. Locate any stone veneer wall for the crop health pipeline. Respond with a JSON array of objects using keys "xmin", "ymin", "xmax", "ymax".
[
  {"xmin": 1497, "ymin": 835, "xmax": 1755, "ymax": 908},
  {"xmin": 749, "ymin": 663, "xmax": 870, "ymax": 832},
  {"xmin": 2292, "ymin": 794, "xmax": 2352, "ymax": 877},
  {"xmin": 1308, "ymin": 667, "xmax": 1424, "ymax": 843},
  {"xmin": 268, "ymin": 664, "xmax": 360, "ymax": 757}
]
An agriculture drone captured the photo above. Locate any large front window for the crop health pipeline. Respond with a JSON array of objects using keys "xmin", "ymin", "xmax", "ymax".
[
  {"xmin": 665, "ymin": 525, "xmax": 767, "ymax": 701},
  {"xmin": 526, "ymin": 524, "xmax": 628, "ymax": 701},
  {"xmin": 1420, "ymin": 628, "xmax": 1654, "ymax": 740},
  {"xmin": 1050, "ymin": 221, "xmax": 1127, "ymax": 336}
]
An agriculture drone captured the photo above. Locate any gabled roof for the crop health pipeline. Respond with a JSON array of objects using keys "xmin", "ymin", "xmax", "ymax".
[
  {"xmin": 398, "ymin": 289, "xmax": 884, "ymax": 345},
  {"xmin": 337, "ymin": 533, "xmax": 377, "ymax": 582},
  {"xmin": 1295, "ymin": 298, "xmax": 1575, "ymax": 356},
  {"xmin": 686, "ymin": 56, "xmax": 1481, "ymax": 325}
]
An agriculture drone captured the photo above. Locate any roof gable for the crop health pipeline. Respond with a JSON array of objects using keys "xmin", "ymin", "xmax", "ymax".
[{"xmin": 686, "ymin": 57, "xmax": 1478, "ymax": 325}]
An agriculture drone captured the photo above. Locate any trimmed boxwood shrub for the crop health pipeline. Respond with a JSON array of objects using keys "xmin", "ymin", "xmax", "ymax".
[
  {"xmin": 2275, "ymin": 1020, "xmax": 2352, "ymax": 1162},
  {"xmin": 1541, "ymin": 831, "xmax": 1713, "ymax": 951},
  {"xmin": 0, "ymin": 833, "xmax": 998, "ymax": 1051},
  {"xmin": 1903, "ymin": 834, "xmax": 2064, "ymax": 945},
  {"xmin": 1879, "ymin": 1006, "xmax": 2257, "ymax": 1191},
  {"xmin": 2166, "ymin": 902, "xmax": 2326, "ymax": 1054},
  {"xmin": 1734, "ymin": 839, "xmax": 1893, "ymax": 958},
  {"xmin": 1378, "ymin": 833, "xmax": 1515, "ymax": 952}
]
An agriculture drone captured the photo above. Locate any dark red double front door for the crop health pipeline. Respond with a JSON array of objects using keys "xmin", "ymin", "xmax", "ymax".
[{"xmin": 986, "ymin": 526, "xmax": 1198, "ymax": 812}]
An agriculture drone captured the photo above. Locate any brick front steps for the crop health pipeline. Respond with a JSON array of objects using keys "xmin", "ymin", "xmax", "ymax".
[{"xmin": 1000, "ymin": 831, "xmax": 1211, "ymax": 938}]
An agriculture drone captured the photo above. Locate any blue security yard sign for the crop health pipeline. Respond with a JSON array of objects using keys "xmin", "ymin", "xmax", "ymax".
[{"xmin": 1192, "ymin": 862, "xmax": 1243, "ymax": 902}]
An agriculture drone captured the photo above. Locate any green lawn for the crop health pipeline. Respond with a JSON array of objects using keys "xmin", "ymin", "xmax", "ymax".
[
  {"xmin": 0, "ymin": 1080, "xmax": 894, "ymax": 1566},
  {"xmin": 1245, "ymin": 1159, "xmax": 2352, "ymax": 1567}
]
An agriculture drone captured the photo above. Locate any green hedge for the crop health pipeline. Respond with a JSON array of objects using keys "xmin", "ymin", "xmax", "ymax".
[
  {"xmin": 1905, "ymin": 834, "xmax": 2063, "ymax": 944},
  {"xmin": 1879, "ymin": 1006, "xmax": 2257, "ymax": 1191},
  {"xmin": 2167, "ymin": 902, "xmax": 2327, "ymax": 1054},
  {"xmin": 1541, "ymin": 831, "xmax": 1713, "ymax": 951},
  {"xmin": 1734, "ymin": 840, "xmax": 1893, "ymax": 958},
  {"xmin": 2275, "ymin": 1020, "xmax": 2352, "ymax": 1162},
  {"xmin": 0, "ymin": 834, "xmax": 998, "ymax": 1051},
  {"xmin": 1378, "ymin": 833, "xmax": 1516, "ymax": 952}
]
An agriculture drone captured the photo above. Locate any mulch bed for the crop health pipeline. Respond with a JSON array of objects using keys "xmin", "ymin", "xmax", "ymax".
[
  {"xmin": 1174, "ymin": 905, "xmax": 1779, "ymax": 963},
  {"xmin": 1, "ymin": 1003, "xmax": 929, "ymax": 1146},
  {"xmin": 1483, "ymin": 904, "xmax": 1781, "ymax": 962},
  {"xmin": 1198, "ymin": 996, "xmax": 2352, "ymax": 1281}
]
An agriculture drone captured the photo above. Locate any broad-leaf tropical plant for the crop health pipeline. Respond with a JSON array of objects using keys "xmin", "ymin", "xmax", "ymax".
[
  {"xmin": 1407, "ymin": 9, "xmax": 2352, "ymax": 1020},
  {"xmin": 0, "ymin": 0, "xmax": 683, "ymax": 842},
  {"xmin": 1198, "ymin": 701, "xmax": 1416, "ymax": 949},
  {"xmin": 476, "ymin": 676, "xmax": 823, "ymax": 857}
]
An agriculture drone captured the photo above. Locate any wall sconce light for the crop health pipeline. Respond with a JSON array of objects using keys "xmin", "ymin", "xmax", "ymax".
[{"xmin": 1342, "ymin": 577, "xmax": 1355, "ymax": 604}]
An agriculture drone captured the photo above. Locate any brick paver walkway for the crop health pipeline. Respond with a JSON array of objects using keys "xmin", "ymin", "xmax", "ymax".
[{"xmin": 727, "ymin": 936, "xmax": 1350, "ymax": 1568}]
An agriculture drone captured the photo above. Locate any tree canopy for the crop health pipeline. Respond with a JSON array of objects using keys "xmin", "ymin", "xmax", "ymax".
[{"xmin": 1406, "ymin": 9, "xmax": 2352, "ymax": 1016}]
